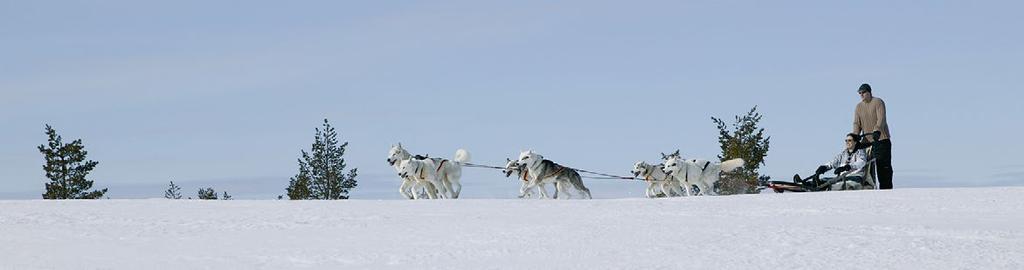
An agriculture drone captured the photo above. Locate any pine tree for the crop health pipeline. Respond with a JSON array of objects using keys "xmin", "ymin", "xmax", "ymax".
[
  {"xmin": 38, "ymin": 125, "xmax": 108, "ymax": 199},
  {"xmin": 165, "ymin": 181, "xmax": 182, "ymax": 199},
  {"xmin": 197, "ymin": 187, "xmax": 218, "ymax": 200},
  {"xmin": 286, "ymin": 158, "xmax": 312, "ymax": 200},
  {"xmin": 711, "ymin": 106, "xmax": 771, "ymax": 195},
  {"xmin": 286, "ymin": 119, "xmax": 358, "ymax": 200},
  {"xmin": 221, "ymin": 191, "xmax": 232, "ymax": 200}
]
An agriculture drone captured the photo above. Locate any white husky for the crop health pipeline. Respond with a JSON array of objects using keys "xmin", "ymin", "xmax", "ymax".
[
  {"xmin": 387, "ymin": 144, "xmax": 471, "ymax": 199},
  {"xmin": 661, "ymin": 155, "xmax": 745, "ymax": 196},
  {"xmin": 389, "ymin": 144, "xmax": 470, "ymax": 199},
  {"xmin": 387, "ymin": 144, "xmax": 428, "ymax": 199},
  {"xmin": 398, "ymin": 159, "xmax": 444, "ymax": 199},
  {"xmin": 632, "ymin": 161, "xmax": 683, "ymax": 198}
]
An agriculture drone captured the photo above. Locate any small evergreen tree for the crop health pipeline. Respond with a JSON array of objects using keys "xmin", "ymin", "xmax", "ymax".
[
  {"xmin": 197, "ymin": 187, "xmax": 218, "ymax": 200},
  {"xmin": 165, "ymin": 181, "xmax": 182, "ymax": 199},
  {"xmin": 38, "ymin": 125, "xmax": 108, "ymax": 199},
  {"xmin": 221, "ymin": 191, "xmax": 232, "ymax": 200},
  {"xmin": 285, "ymin": 158, "xmax": 312, "ymax": 200},
  {"xmin": 711, "ymin": 106, "xmax": 771, "ymax": 195},
  {"xmin": 286, "ymin": 119, "xmax": 358, "ymax": 200}
]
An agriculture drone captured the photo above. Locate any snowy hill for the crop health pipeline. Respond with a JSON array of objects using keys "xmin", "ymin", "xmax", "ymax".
[{"xmin": 2, "ymin": 187, "xmax": 1022, "ymax": 269}]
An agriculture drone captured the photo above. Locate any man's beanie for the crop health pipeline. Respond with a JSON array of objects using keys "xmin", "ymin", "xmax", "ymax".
[{"xmin": 858, "ymin": 83, "xmax": 872, "ymax": 93}]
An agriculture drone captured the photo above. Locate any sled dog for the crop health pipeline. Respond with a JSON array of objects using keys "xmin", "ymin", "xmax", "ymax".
[
  {"xmin": 503, "ymin": 158, "xmax": 561, "ymax": 199},
  {"xmin": 387, "ymin": 144, "xmax": 426, "ymax": 199},
  {"xmin": 662, "ymin": 155, "xmax": 745, "ymax": 196},
  {"xmin": 632, "ymin": 161, "xmax": 683, "ymax": 198},
  {"xmin": 517, "ymin": 150, "xmax": 592, "ymax": 199},
  {"xmin": 389, "ymin": 144, "xmax": 471, "ymax": 199}
]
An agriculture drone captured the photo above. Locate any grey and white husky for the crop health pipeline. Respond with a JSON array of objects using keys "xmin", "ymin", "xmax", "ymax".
[
  {"xmin": 503, "ymin": 158, "xmax": 561, "ymax": 199},
  {"xmin": 517, "ymin": 150, "xmax": 592, "ymax": 199},
  {"xmin": 632, "ymin": 161, "xmax": 683, "ymax": 198},
  {"xmin": 661, "ymin": 152, "xmax": 744, "ymax": 196}
]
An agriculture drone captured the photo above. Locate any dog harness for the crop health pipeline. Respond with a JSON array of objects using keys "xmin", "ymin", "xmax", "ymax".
[
  {"xmin": 696, "ymin": 160, "xmax": 711, "ymax": 172},
  {"xmin": 541, "ymin": 166, "xmax": 565, "ymax": 179},
  {"xmin": 436, "ymin": 160, "xmax": 447, "ymax": 173},
  {"xmin": 642, "ymin": 165, "xmax": 672, "ymax": 182},
  {"xmin": 682, "ymin": 160, "xmax": 712, "ymax": 183},
  {"xmin": 643, "ymin": 174, "xmax": 673, "ymax": 183},
  {"xmin": 416, "ymin": 165, "xmax": 426, "ymax": 180},
  {"xmin": 435, "ymin": 159, "xmax": 448, "ymax": 179}
]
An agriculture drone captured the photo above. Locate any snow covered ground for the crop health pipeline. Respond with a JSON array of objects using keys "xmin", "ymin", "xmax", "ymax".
[{"xmin": 1, "ymin": 187, "xmax": 1022, "ymax": 269}]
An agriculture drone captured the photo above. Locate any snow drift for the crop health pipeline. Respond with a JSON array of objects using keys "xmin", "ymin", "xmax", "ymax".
[{"xmin": 1, "ymin": 187, "xmax": 1022, "ymax": 269}]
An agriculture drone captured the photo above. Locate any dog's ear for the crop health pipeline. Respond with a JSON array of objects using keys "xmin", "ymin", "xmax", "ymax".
[
  {"xmin": 398, "ymin": 142, "xmax": 403, "ymax": 148},
  {"xmin": 673, "ymin": 150, "xmax": 680, "ymax": 156},
  {"xmin": 660, "ymin": 152, "xmax": 667, "ymax": 159}
]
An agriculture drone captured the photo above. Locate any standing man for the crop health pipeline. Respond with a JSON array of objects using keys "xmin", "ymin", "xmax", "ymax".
[{"xmin": 853, "ymin": 83, "xmax": 893, "ymax": 189}]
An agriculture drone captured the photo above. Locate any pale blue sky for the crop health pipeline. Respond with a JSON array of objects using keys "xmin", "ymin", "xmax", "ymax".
[{"xmin": 2, "ymin": 1, "xmax": 1022, "ymax": 199}]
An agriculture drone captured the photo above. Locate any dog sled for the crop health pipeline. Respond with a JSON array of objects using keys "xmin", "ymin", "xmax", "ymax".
[{"xmin": 764, "ymin": 133, "xmax": 880, "ymax": 193}]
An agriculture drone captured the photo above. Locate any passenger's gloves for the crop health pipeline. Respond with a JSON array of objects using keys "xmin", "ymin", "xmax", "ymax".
[
  {"xmin": 834, "ymin": 165, "xmax": 851, "ymax": 175},
  {"xmin": 815, "ymin": 165, "xmax": 829, "ymax": 175}
]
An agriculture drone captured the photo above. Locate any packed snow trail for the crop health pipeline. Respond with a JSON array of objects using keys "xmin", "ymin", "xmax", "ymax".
[{"xmin": 1, "ymin": 187, "xmax": 1022, "ymax": 269}]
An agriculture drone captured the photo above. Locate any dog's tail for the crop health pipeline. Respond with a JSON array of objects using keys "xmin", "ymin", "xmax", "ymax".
[
  {"xmin": 720, "ymin": 158, "xmax": 745, "ymax": 172},
  {"xmin": 454, "ymin": 149, "xmax": 471, "ymax": 164}
]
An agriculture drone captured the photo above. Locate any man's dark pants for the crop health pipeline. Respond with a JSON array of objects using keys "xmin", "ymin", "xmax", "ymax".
[{"xmin": 873, "ymin": 139, "xmax": 893, "ymax": 189}]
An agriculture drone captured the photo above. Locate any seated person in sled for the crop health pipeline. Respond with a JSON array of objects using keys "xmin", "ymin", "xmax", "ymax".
[{"xmin": 793, "ymin": 133, "xmax": 869, "ymax": 190}]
